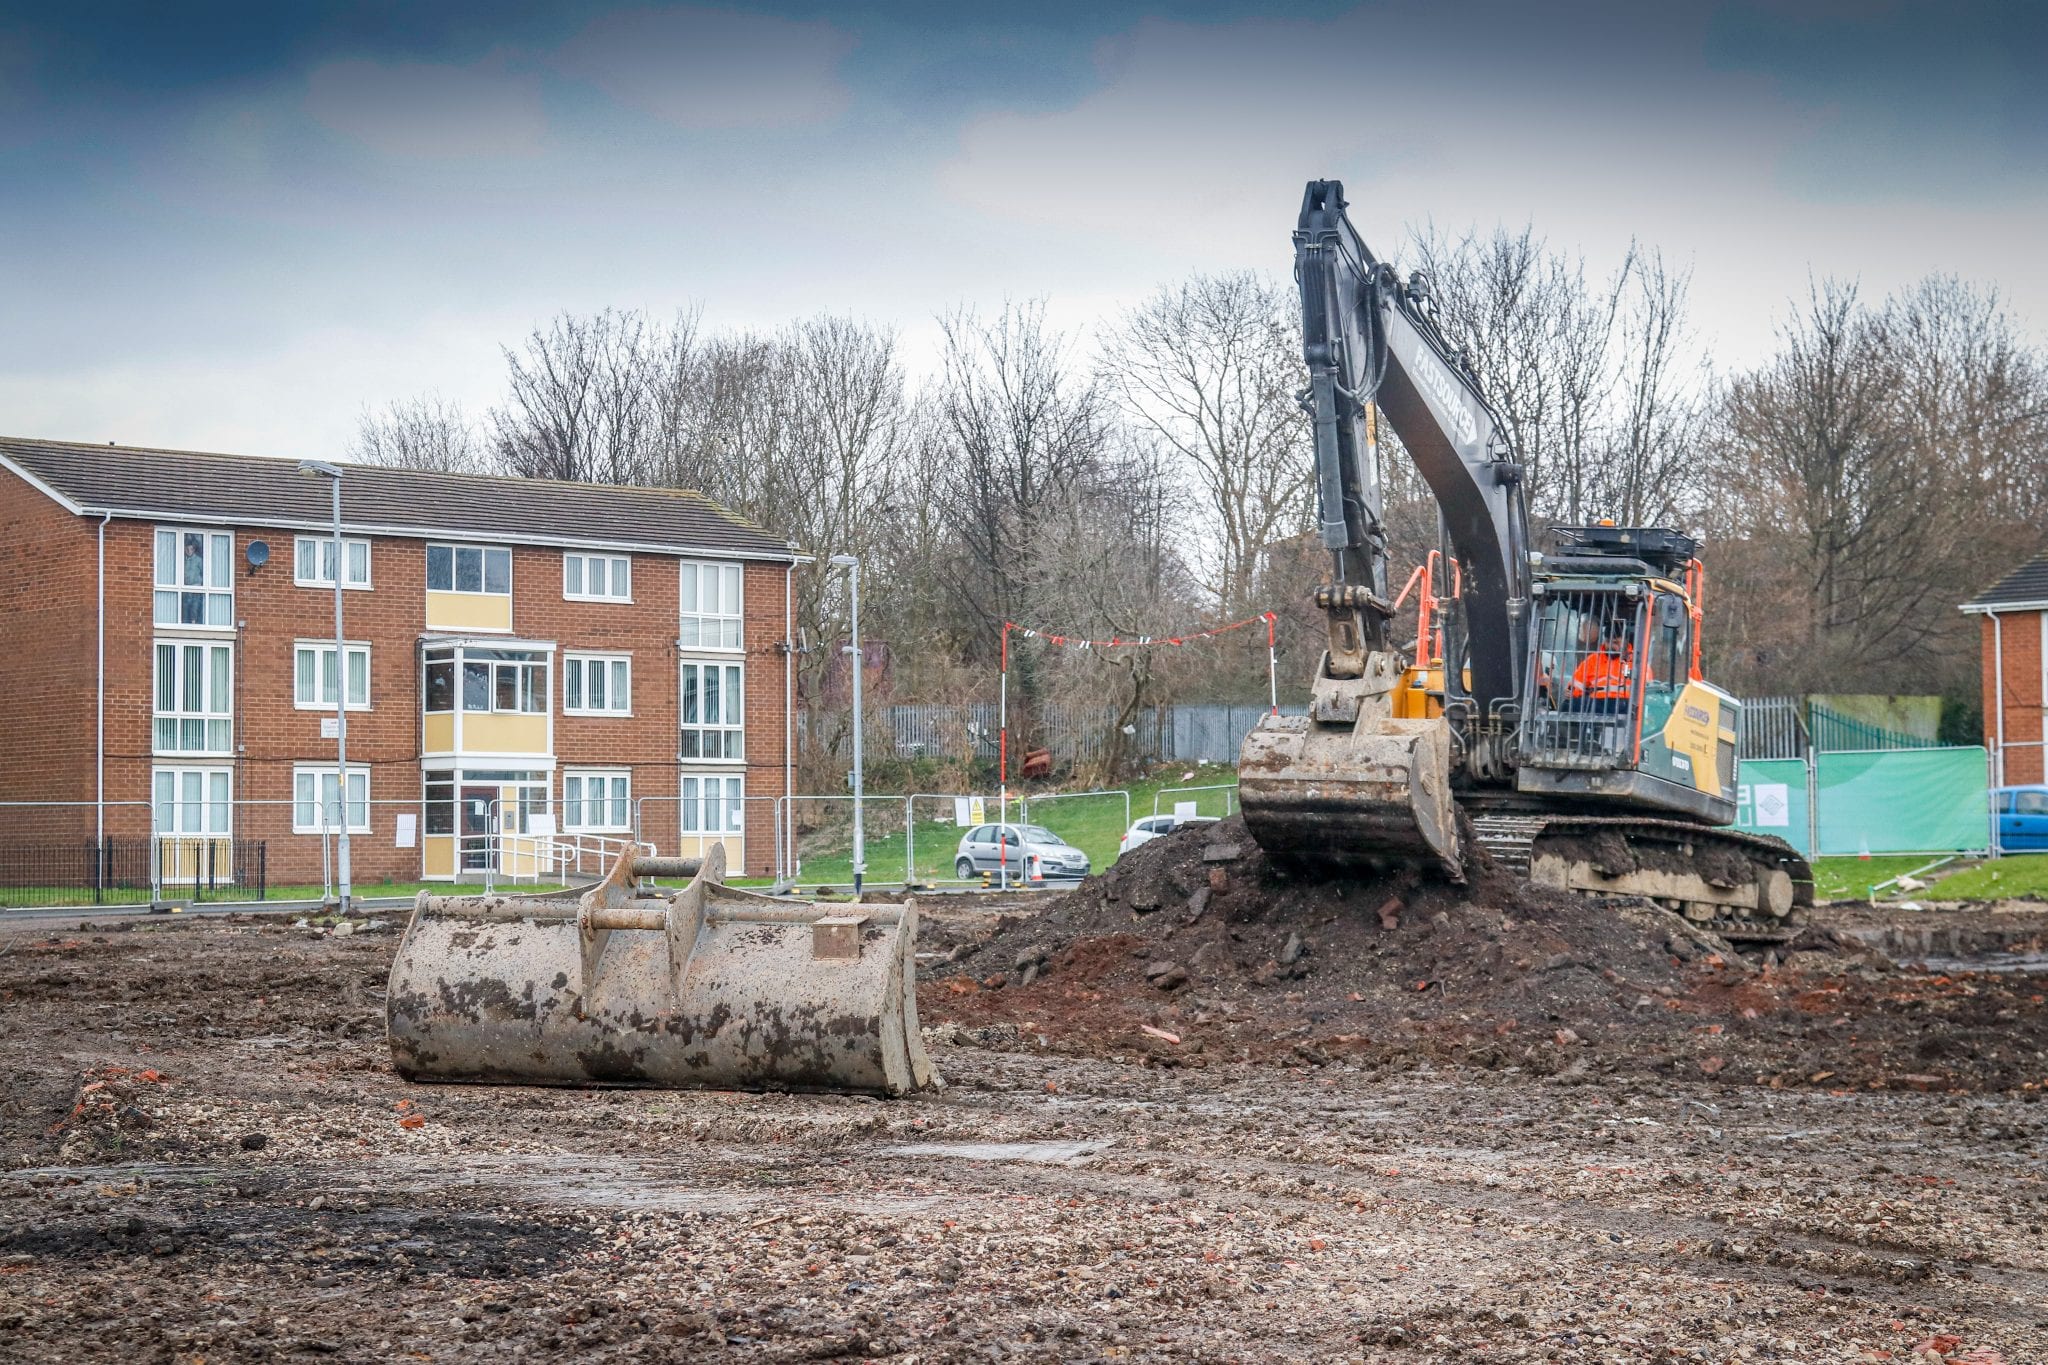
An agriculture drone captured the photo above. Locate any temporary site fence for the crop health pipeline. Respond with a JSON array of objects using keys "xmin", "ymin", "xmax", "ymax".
[
  {"xmin": 1733, "ymin": 747, "xmax": 1993, "ymax": 858},
  {"xmin": 803, "ymin": 701, "xmax": 1308, "ymax": 768}
]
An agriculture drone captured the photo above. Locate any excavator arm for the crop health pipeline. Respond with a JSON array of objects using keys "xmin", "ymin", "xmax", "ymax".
[{"xmin": 1294, "ymin": 180, "xmax": 1531, "ymax": 713}]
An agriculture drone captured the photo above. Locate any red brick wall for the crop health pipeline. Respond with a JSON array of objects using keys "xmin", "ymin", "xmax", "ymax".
[
  {"xmin": 4, "ymin": 493, "xmax": 790, "ymax": 885},
  {"xmin": 1984, "ymin": 610, "xmax": 2044, "ymax": 785},
  {"xmin": 0, "ymin": 467, "xmax": 98, "ymax": 840}
]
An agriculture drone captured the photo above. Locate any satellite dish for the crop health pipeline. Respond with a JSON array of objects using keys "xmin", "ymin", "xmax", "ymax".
[{"xmin": 246, "ymin": 540, "xmax": 270, "ymax": 570}]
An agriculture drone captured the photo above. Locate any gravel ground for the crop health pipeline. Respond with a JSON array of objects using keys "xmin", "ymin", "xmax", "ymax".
[{"xmin": 2, "ymin": 911, "xmax": 2044, "ymax": 1363}]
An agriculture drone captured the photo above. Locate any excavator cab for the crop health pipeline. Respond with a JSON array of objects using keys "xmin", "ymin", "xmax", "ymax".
[{"xmin": 1513, "ymin": 527, "xmax": 1738, "ymax": 827}]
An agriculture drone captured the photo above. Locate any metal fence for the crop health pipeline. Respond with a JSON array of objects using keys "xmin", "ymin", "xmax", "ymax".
[
  {"xmin": 804, "ymin": 701, "xmax": 1302, "ymax": 767},
  {"xmin": 1737, "ymin": 696, "xmax": 1808, "ymax": 761},
  {"xmin": 1734, "ymin": 747, "xmax": 1993, "ymax": 857}
]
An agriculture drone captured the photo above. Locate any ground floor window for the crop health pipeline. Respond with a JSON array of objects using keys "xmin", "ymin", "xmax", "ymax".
[
  {"xmin": 293, "ymin": 765, "xmax": 369, "ymax": 833},
  {"xmin": 152, "ymin": 766, "xmax": 231, "ymax": 836},
  {"xmin": 680, "ymin": 773, "xmax": 745, "ymax": 836},
  {"xmin": 563, "ymin": 770, "xmax": 630, "ymax": 832}
]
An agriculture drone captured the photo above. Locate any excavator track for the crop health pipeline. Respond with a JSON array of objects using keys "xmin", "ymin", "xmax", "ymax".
[{"xmin": 1467, "ymin": 806, "xmax": 1812, "ymax": 944}]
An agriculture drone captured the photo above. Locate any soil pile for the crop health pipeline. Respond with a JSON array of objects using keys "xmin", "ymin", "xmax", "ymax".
[{"xmin": 918, "ymin": 817, "xmax": 2048, "ymax": 1090}]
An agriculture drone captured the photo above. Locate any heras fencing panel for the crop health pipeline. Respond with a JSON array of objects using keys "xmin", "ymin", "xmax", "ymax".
[{"xmin": 1814, "ymin": 747, "xmax": 1991, "ymax": 856}]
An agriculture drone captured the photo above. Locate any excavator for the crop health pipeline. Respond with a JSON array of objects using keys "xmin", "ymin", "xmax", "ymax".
[{"xmin": 1240, "ymin": 181, "xmax": 1811, "ymax": 939}]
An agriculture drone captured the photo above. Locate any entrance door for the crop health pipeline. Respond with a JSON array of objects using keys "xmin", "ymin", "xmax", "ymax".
[{"xmin": 458, "ymin": 784, "xmax": 496, "ymax": 872}]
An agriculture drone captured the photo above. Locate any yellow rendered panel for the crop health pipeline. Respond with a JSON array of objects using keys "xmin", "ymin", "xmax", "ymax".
[
  {"xmin": 425, "ymin": 591, "xmax": 511, "ymax": 631},
  {"xmin": 423, "ymin": 712, "xmax": 456, "ymax": 753},
  {"xmin": 462, "ymin": 713, "xmax": 548, "ymax": 754},
  {"xmin": 422, "ymin": 836, "xmax": 456, "ymax": 879}
]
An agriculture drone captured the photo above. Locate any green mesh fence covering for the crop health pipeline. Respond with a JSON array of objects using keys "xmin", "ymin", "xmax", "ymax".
[
  {"xmin": 1735, "ymin": 759, "xmax": 1811, "ymax": 856},
  {"xmin": 1813, "ymin": 748, "xmax": 1990, "ymax": 856},
  {"xmin": 1734, "ymin": 748, "xmax": 1991, "ymax": 856}
]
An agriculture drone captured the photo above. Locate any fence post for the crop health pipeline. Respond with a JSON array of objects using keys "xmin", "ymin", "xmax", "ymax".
[{"xmin": 259, "ymin": 843, "xmax": 267, "ymax": 901}]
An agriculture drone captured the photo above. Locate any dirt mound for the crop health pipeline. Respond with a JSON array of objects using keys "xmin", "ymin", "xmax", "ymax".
[
  {"xmin": 918, "ymin": 817, "xmax": 2048, "ymax": 1091},
  {"xmin": 923, "ymin": 815, "xmax": 1744, "ymax": 1071}
]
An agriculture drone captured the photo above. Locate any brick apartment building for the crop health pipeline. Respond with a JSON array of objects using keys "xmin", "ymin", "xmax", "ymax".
[
  {"xmin": 0, "ymin": 436, "xmax": 799, "ymax": 886},
  {"xmin": 1964, "ymin": 554, "xmax": 2048, "ymax": 786}
]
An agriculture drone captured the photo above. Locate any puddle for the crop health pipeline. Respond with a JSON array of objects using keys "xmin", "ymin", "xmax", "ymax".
[{"xmin": 880, "ymin": 1139, "xmax": 1115, "ymax": 1165}]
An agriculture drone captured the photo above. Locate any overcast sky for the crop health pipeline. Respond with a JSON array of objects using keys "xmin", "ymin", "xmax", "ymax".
[{"xmin": 2, "ymin": 1, "xmax": 2041, "ymax": 459}]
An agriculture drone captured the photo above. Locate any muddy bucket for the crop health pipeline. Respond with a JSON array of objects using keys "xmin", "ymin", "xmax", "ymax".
[
  {"xmin": 386, "ymin": 845, "xmax": 937, "ymax": 1097},
  {"xmin": 1239, "ymin": 710, "xmax": 1462, "ymax": 878}
]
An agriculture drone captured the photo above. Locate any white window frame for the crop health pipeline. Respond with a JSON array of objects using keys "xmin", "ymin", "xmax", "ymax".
[
  {"xmin": 293, "ymin": 765, "xmax": 370, "ymax": 834},
  {"xmin": 293, "ymin": 535, "xmax": 372, "ymax": 590},
  {"xmin": 563, "ymin": 653, "xmax": 632, "ymax": 716},
  {"xmin": 563, "ymin": 551, "xmax": 632, "ymax": 603},
  {"xmin": 678, "ymin": 560, "xmax": 743, "ymax": 651},
  {"xmin": 680, "ymin": 773, "xmax": 746, "ymax": 836},
  {"xmin": 152, "ymin": 527, "xmax": 235, "ymax": 630},
  {"xmin": 426, "ymin": 542, "xmax": 512, "ymax": 597},
  {"xmin": 562, "ymin": 769, "xmax": 631, "ymax": 833},
  {"xmin": 152, "ymin": 640, "xmax": 234, "ymax": 756},
  {"xmin": 293, "ymin": 641, "xmax": 372, "ymax": 711},
  {"xmin": 152, "ymin": 766, "xmax": 233, "ymax": 837},
  {"xmin": 679, "ymin": 659, "xmax": 744, "ymax": 761}
]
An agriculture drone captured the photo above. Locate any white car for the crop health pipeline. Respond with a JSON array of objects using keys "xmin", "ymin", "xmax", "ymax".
[{"xmin": 1119, "ymin": 814, "xmax": 1218, "ymax": 855}]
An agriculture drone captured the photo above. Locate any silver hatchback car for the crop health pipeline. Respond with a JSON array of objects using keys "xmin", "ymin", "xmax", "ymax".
[{"xmin": 954, "ymin": 823, "xmax": 1090, "ymax": 883}]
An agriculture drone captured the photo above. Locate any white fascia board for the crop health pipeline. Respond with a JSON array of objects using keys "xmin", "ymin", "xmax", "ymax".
[{"xmin": 1962, "ymin": 600, "xmax": 2048, "ymax": 615}]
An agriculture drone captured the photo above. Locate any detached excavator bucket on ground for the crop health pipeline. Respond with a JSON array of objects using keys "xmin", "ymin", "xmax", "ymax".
[{"xmin": 386, "ymin": 844, "xmax": 937, "ymax": 1098}]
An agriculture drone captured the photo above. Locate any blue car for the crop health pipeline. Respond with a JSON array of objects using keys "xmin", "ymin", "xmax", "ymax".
[{"xmin": 1994, "ymin": 785, "xmax": 2048, "ymax": 851}]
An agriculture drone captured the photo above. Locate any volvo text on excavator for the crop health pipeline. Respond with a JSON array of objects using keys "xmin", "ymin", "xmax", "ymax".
[{"xmin": 1239, "ymin": 180, "xmax": 1812, "ymax": 940}]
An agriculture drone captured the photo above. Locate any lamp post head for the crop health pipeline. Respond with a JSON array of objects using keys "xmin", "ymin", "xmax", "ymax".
[
  {"xmin": 297, "ymin": 459, "xmax": 344, "ymax": 480},
  {"xmin": 828, "ymin": 554, "xmax": 858, "ymax": 569}
]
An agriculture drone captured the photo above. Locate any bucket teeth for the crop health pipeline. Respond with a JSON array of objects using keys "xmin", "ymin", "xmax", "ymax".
[{"xmin": 386, "ymin": 848, "xmax": 937, "ymax": 1097}]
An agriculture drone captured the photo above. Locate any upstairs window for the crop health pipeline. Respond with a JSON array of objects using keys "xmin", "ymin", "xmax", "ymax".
[
  {"xmin": 446, "ymin": 648, "xmax": 547, "ymax": 714},
  {"xmin": 153, "ymin": 641, "xmax": 233, "ymax": 754},
  {"xmin": 153, "ymin": 528, "xmax": 233, "ymax": 628},
  {"xmin": 294, "ymin": 536, "xmax": 371, "ymax": 589},
  {"xmin": 564, "ymin": 654, "xmax": 631, "ymax": 715},
  {"xmin": 564, "ymin": 552, "xmax": 631, "ymax": 602},
  {"xmin": 680, "ymin": 660, "xmax": 743, "ymax": 760},
  {"xmin": 427, "ymin": 544, "xmax": 511, "ymax": 596},
  {"xmin": 294, "ymin": 642, "xmax": 371, "ymax": 711},
  {"xmin": 679, "ymin": 561, "xmax": 743, "ymax": 650}
]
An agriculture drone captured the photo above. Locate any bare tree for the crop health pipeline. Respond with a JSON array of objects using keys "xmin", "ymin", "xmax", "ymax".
[
  {"xmin": 348, "ymin": 395, "xmax": 485, "ymax": 473},
  {"xmin": 1100, "ymin": 271, "xmax": 1312, "ymax": 610},
  {"xmin": 490, "ymin": 308, "xmax": 691, "ymax": 484}
]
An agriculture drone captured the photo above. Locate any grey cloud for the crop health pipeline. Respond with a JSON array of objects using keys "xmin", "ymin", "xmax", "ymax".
[
  {"xmin": 553, "ymin": 6, "xmax": 855, "ymax": 129},
  {"xmin": 303, "ymin": 56, "xmax": 547, "ymax": 159}
]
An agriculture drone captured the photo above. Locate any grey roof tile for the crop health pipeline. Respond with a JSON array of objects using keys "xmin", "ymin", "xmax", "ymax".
[
  {"xmin": 1964, "ymin": 554, "xmax": 2048, "ymax": 608},
  {"xmin": 1, "ymin": 436, "xmax": 796, "ymax": 561}
]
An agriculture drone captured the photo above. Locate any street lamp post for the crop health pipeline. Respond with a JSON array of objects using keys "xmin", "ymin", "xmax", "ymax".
[
  {"xmin": 298, "ymin": 460, "xmax": 351, "ymax": 915},
  {"xmin": 829, "ymin": 554, "xmax": 865, "ymax": 897}
]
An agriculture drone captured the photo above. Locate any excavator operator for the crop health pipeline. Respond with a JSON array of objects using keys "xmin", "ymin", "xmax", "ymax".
[{"xmin": 1568, "ymin": 613, "xmax": 1634, "ymax": 713}]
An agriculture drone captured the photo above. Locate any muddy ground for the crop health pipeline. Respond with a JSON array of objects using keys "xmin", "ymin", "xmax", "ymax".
[{"xmin": 2, "ymin": 858, "xmax": 2045, "ymax": 1362}]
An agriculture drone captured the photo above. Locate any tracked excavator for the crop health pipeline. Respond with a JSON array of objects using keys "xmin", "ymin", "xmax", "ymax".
[{"xmin": 1240, "ymin": 181, "xmax": 1811, "ymax": 940}]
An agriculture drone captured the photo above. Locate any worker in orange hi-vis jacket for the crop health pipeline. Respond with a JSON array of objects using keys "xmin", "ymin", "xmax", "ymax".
[{"xmin": 1569, "ymin": 616, "xmax": 1634, "ymax": 713}]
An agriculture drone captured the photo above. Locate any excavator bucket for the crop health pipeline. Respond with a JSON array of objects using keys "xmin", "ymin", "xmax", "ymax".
[
  {"xmin": 386, "ymin": 844, "xmax": 937, "ymax": 1098},
  {"xmin": 1239, "ymin": 710, "xmax": 1463, "ymax": 878}
]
